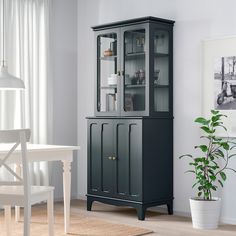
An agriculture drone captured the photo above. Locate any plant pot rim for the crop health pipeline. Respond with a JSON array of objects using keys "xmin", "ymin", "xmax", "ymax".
[{"xmin": 190, "ymin": 197, "xmax": 221, "ymax": 202}]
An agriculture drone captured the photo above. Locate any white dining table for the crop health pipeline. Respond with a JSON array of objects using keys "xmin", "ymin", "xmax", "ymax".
[{"xmin": 0, "ymin": 143, "xmax": 79, "ymax": 234}]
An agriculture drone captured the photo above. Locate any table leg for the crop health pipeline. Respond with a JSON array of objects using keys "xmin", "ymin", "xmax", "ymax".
[
  {"xmin": 14, "ymin": 164, "xmax": 21, "ymax": 222},
  {"xmin": 4, "ymin": 205, "xmax": 11, "ymax": 236},
  {"xmin": 62, "ymin": 160, "xmax": 71, "ymax": 234}
]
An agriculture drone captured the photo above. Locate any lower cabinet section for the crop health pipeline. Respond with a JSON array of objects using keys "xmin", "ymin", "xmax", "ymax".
[{"xmin": 87, "ymin": 117, "xmax": 173, "ymax": 220}]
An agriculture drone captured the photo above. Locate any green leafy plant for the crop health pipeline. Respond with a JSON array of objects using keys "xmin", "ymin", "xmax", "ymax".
[{"xmin": 179, "ymin": 110, "xmax": 236, "ymax": 200}]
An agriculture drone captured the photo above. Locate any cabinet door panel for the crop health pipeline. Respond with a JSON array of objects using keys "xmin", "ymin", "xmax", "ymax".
[
  {"xmin": 116, "ymin": 122, "xmax": 129, "ymax": 196},
  {"xmin": 115, "ymin": 120, "xmax": 142, "ymax": 201},
  {"xmin": 129, "ymin": 122, "xmax": 142, "ymax": 199},
  {"xmin": 88, "ymin": 122, "xmax": 102, "ymax": 193},
  {"xmin": 95, "ymin": 28, "xmax": 121, "ymax": 116},
  {"xmin": 121, "ymin": 24, "xmax": 150, "ymax": 117},
  {"xmin": 101, "ymin": 122, "xmax": 114, "ymax": 194}
]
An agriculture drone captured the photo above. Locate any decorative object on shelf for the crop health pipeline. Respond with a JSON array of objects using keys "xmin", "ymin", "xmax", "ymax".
[
  {"xmin": 203, "ymin": 36, "xmax": 236, "ymax": 137},
  {"xmin": 0, "ymin": 0, "xmax": 24, "ymax": 89},
  {"xmin": 134, "ymin": 70, "xmax": 140, "ymax": 84},
  {"xmin": 106, "ymin": 93, "xmax": 117, "ymax": 111},
  {"xmin": 103, "ymin": 48, "xmax": 113, "ymax": 57},
  {"xmin": 124, "ymin": 93, "xmax": 133, "ymax": 111},
  {"xmin": 139, "ymin": 69, "xmax": 145, "ymax": 84},
  {"xmin": 132, "ymin": 69, "xmax": 145, "ymax": 85},
  {"xmin": 125, "ymin": 36, "xmax": 133, "ymax": 54},
  {"xmin": 154, "ymin": 34, "xmax": 165, "ymax": 47},
  {"xmin": 154, "ymin": 69, "xmax": 160, "ymax": 85},
  {"xmin": 179, "ymin": 110, "xmax": 236, "ymax": 229},
  {"xmin": 134, "ymin": 35, "xmax": 145, "ymax": 53},
  {"xmin": 107, "ymin": 73, "xmax": 118, "ymax": 86},
  {"xmin": 154, "ymin": 31, "xmax": 168, "ymax": 54}
]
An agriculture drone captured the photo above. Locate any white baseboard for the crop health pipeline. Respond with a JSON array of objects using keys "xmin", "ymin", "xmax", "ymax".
[
  {"xmin": 54, "ymin": 193, "xmax": 78, "ymax": 202},
  {"xmin": 76, "ymin": 193, "xmax": 87, "ymax": 200},
  {"xmin": 152, "ymin": 207, "xmax": 236, "ymax": 225},
  {"xmin": 220, "ymin": 217, "xmax": 236, "ymax": 225},
  {"xmin": 150, "ymin": 206, "xmax": 191, "ymax": 218},
  {"xmin": 71, "ymin": 198, "xmax": 236, "ymax": 225},
  {"xmin": 173, "ymin": 209, "xmax": 191, "ymax": 218}
]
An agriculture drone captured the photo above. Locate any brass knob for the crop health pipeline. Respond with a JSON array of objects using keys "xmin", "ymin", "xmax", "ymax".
[
  {"xmin": 108, "ymin": 156, "xmax": 112, "ymax": 160},
  {"xmin": 112, "ymin": 156, "xmax": 117, "ymax": 160}
]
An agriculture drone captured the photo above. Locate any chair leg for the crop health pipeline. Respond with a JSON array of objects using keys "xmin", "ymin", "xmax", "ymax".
[
  {"xmin": 24, "ymin": 204, "xmax": 31, "ymax": 236},
  {"xmin": 14, "ymin": 164, "xmax": 21, "ymax": 222},
  {"xmin": 47, "ymin": 191, "xmax": 54, "ymax": 236},
  {"xmin": 4, "ymin": 206, "xmax": 11, "ymax": 236}
]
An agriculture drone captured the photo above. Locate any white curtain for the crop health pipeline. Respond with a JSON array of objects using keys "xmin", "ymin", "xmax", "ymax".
[{"xmin": 0, "ymin": 0, "xmax": 50, "ymax": 185}]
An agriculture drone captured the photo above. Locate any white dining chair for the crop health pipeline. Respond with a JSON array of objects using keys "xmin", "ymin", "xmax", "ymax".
[{"xmin": 0, "ymin": 129, "xmax": 54, "ymax": 236}]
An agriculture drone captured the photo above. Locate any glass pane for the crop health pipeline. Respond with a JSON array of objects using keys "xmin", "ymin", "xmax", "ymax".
[
  {"xmin": 124, "ymin": 29, "xmax": 146, "ymax": 112},
  {"xmin": 154, "ymin": 88, "xmax": 169, "ymax": 111},
  {"xmin": 154, "ymin": 29, "xmax": 169, "ymax": 112},
  {"xmin": 97, "ymin": 33, "xmax": 118, "ymax": 112},
  {"xmin": 154, "ymin": 30, "xmax": 169, "ymax": 54}
]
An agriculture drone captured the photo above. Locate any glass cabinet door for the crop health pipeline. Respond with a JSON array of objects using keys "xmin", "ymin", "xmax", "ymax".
[
  {"xmin": 97, "ymin": 32, "xmax": 119, "ymax": 114},
  {"xmin": 122, "ymin": 27, "xmax": 147, "ymax": 114},
  {"xmin": 153, "ymin": 29, "xmax": 170, "ymax": 112}
]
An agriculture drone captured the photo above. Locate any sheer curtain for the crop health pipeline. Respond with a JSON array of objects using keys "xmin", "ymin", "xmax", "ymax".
[{"xmin": 0, "ymin": 0, "xmax": 50, "ymax": 185}]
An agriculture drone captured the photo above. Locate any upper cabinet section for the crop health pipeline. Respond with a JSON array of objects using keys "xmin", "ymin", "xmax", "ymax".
[{"xmin": 92, "ymin": 17, "xmax": 174, "ymax": 117}]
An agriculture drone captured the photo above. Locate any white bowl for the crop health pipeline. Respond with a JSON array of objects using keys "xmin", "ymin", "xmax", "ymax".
[{"xmin": 108, "ymin": 77, "xmax": 117, "ymax": 85}]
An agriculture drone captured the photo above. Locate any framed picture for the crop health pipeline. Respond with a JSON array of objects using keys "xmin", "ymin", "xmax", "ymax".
[{"xmin": 203, "ymin": 36, "xmax": 236, "ymax": 137}]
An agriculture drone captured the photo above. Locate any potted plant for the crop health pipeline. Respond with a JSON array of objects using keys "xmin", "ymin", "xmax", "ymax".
[{"xmin": 179, "ymin": 110, "xmax": 236, "ymax": 229}]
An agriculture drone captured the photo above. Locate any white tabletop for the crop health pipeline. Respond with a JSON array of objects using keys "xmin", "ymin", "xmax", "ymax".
[{"xmin": 0, "ymin": 143, "xmax": 79, "ymax": 154}]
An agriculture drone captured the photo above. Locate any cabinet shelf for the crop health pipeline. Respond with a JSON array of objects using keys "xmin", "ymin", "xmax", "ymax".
[
  {"xmin": 125, "ymin": 52, "xmax": 145, "ymax": 59},
  {"xmin": 101, "ymin": 85, "xmax": 117, "ymax": 89},
  {"xmin": 125, "ymin": 84, "xmax": 145, "ymax": 88},
  {"xmin": 154, "ymin": 52, "xmax": 169, "ymax": 57},
  {"xmin": 100, "ymin": 55, "xmax": 117, "ymax": 61},
  {"xmin": 100, "ymin": 84, "xmax": 169, "ymax": 90},
  {"xmin": 154, "ymin": 84, "xmax": 169, "ymax": 88},
  {"xmin": 124, "ymin": 52, "xmax": 168, "ymax": 59},
  {"xmin": 124, "ymin": 84, "xmax": 169, "ymax": 89}
]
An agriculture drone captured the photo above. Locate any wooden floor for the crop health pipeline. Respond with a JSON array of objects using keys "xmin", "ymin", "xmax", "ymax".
[{"xmin": 68, "ymin": 200, "xmax": 236, "ymax": 236}]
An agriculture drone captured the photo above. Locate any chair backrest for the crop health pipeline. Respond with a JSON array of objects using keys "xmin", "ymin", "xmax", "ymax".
[
  {"xmin": 0, "ymin": 129, "xmax": 31, "ymax": 195},
  {"xmin": 0, "ymin": 129, "xmax": 30, "ymax": 144}
]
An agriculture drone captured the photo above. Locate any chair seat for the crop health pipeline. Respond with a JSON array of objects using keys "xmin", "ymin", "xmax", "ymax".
[
  {"xmin": 0, "ymin": 186, "xmax": 54, "ymax": 206},
  {"xmin": 0, "ymin": 129, "xmax": 54, "ymax": 235}
]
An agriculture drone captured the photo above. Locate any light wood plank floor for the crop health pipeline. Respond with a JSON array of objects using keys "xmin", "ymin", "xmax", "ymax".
[{"xmin": 66, "ymin": 200, "xmax": 236, "ymax": 236}]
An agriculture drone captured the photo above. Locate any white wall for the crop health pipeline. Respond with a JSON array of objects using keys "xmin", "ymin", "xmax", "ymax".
[
  {"xmin": 50, "ymin": 0, "xmax": 78, "ymax": 200},
  {"xmin": 77, "ymin": 0, "xmax": 100, "ymax": 199},
  {"xmin": 77, "ymin": 0, "xmax": 236, "ymax": 223}
]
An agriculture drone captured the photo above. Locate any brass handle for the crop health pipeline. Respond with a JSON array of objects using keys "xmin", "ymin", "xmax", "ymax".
[
  {"xmin": 108, "ymin": 156, "xmax": 112, "ymax": 160},
  {"xmin": 112, "ymin": 156, "xmax": 117, "ymax": 161}
]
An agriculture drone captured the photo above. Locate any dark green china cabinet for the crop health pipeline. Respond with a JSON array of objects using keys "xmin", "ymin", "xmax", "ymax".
[{"xmin": 87, "ymin": 16, "xmax": 174, "ymax": 220}]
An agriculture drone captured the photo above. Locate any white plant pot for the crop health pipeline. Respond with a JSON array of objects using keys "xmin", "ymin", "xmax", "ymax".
[{"xmin": 190, "ymin": 197, "xmax": 221, "ymax": 229}]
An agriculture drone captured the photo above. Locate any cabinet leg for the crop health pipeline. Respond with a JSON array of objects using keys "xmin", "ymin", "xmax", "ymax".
[
  {"xmin": 87, "ymin": 197, "xmax": 93, "ymax": 211},
  {"xmin": 167, "ymin": 201, "xmax": 173, "ymax": 215},
  {"xmin": 136, "ymin": 206, "xmax": 146, "ymax": 221}
]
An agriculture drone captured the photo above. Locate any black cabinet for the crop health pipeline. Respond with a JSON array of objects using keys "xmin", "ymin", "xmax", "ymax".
[{"xmin": 87, "ymin": 17, "xmax": 174, "ymax": 220}]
